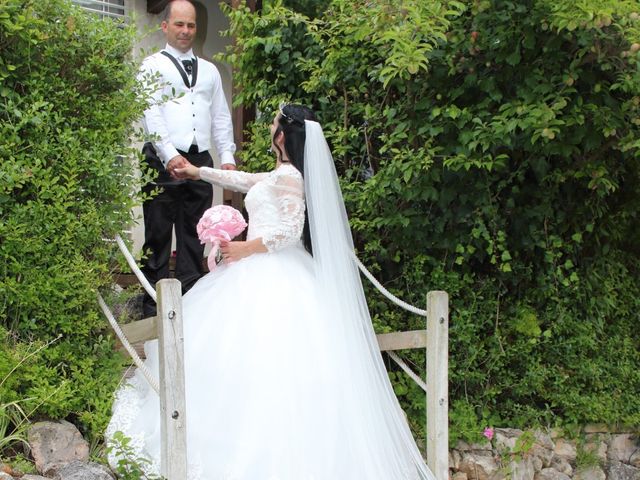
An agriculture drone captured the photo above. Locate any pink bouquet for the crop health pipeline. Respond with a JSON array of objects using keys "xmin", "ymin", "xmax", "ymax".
[{"xmin": 197, "ymin": 205, "xmax": 247, "ymax": 271}]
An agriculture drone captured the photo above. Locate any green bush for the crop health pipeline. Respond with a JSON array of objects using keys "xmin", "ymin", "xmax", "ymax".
[
  {"xmin": 221, "ymin": 0, "xmax": 640, "ymax": 441},
  {"xmin": 0, "ymin": 0, "xmax": 145, "ymax": 439}
]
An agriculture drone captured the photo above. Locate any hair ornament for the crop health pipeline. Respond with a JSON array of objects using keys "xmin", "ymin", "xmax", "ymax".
[{"xmin": 279, "ymin": 102, "xmax": 304, "ymax": 126}]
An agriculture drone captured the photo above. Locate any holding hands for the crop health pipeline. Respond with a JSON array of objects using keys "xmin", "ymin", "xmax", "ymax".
[
  {"xmin": 171, "ymin": 158, "xmax": 236, "ymax": 180},
  {"xmin": 175, "ymin": 159, "xmax": 260, "ymax": 263},
  {"xmin": 172, "ymin": 158, "xmax": 201, "ymax": 180},
  {"xmin": 166, "ymin": 155, "xmax": 189, "ymax": 179}
]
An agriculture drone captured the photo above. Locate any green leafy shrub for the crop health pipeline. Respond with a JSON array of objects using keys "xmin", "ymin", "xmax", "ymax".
[
  {"xmin": 106, "ymin": 431, "xmax": 165, "ymax": 480},
  {"xmin": 0, "ymin": 0, "xmax": 145, "ymax": 439},
  {"xmin": 221, "ymin": 0, "xmax": 640, "ymax": 441}
]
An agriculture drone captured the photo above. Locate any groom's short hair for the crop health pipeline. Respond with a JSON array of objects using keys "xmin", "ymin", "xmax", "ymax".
[{"xmin": 161, "ymin": 0, "xmax": 196, "ymax": 23}]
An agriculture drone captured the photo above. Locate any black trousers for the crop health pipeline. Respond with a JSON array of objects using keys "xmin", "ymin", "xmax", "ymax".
[{"xmin": 140, "ymin": 143, "xmax": 214, "ymax": 317}]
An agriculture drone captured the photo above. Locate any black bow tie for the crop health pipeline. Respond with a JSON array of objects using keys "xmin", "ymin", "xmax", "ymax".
[{"xmin": 182, "ymin": 59, "xmax": 193, "ymax": 75}]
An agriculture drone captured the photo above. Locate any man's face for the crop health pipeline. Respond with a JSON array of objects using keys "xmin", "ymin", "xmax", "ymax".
[{"xmin": 161, "ymin": 1, "xmax": 196, "ymax": 53}]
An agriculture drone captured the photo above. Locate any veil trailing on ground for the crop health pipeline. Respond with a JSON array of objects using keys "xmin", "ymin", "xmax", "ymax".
[{"xmin": 303, "ymin": 120, "xmax": 435, "ymax": 479}]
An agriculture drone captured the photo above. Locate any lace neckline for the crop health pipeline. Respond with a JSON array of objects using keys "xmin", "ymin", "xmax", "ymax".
[{"xmin": 274, "ymin": 163, "xmax": 301, "ymax": 175}]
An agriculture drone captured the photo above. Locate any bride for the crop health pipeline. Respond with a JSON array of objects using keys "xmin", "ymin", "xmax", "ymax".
[{"xmin": 106, "ymin": 104, "xmax": 435, "ymax": 480}]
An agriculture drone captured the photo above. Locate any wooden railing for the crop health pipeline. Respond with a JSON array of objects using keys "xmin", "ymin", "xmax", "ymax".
[
  {"xmin": 376, "ymin": 291, "xmax": 449, "ymax": 480},
  {"xmin": 115, "ymin": 283, "xmax": 449, "ymax": 480},
  {"xmin": 155, "ymin": 279, "xmax": 187, "ymax": 479}
]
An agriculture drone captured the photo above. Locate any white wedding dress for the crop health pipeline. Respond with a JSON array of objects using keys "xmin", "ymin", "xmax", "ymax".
[{"xmin": 106, "ymin": 162, "xmax": 433, "ymax": 479}]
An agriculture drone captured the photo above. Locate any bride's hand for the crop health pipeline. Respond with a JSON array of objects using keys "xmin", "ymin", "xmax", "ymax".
[
  {"xmin": 174, "ymin": 161, "xmax": 200, "ymax": 180},
  {"xmin": 220, "ymin": 239, "xmax": 267, "ymax": 263}
]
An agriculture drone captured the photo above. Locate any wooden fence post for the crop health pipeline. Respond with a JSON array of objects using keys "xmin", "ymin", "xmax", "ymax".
[
  {"xmin": 426, "ymin": 291, "xmax": 449, "ymax": 480},
  {"xmin": 156, "ymin": 279, "xmax": 187, "ymax": 479}
]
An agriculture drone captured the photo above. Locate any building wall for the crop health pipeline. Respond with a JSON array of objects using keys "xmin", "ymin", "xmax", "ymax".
[{"xmin": 128, "ymin": 0, "xmax": 234, "ymax": 254}]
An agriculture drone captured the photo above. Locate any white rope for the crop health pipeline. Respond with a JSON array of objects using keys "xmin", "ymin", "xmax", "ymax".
[
  {"xmin": 354, "ymin": 254, "xmax": 427, "ymax": 317},
  {"xmin": 115, "ymin": 234, "xmax": 156, "ymax": 302},
  {"xmin": 105, "ymin": 236, "xmax": 425, "ymax": 395},
  {"xmin": 388, "ymin": 351, "xmax": 427, "ymax": 393},
  {"xmin": 355, "ymin": 254, "xmax": 427, "ymax": 392},
  {"xmin": 118, "ymin": 233, "xmax": 419, "ymax": 316},
  {"xmin": 98, "ymin": 292, "xmax": 160, "ymax": 394}
]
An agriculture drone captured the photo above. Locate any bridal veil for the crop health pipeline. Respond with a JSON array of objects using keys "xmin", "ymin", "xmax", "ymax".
[{"xmin": 304, "ymin": 120, "xmax": 435, "ymax": 480}]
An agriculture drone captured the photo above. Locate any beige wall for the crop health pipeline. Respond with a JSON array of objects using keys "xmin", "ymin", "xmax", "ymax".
[{"xmin": 128, "ymin": 0, "xmax": 234, "ymax": 254}]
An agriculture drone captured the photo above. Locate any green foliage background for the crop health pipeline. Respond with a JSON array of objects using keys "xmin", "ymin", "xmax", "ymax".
[
  {"xmin": 0, "ymin": 0, "xmax": 638, "ymax": 452},
  {"xmin": 0, "ymin": 0, "xmax": 144, "ymax": 439},
  {"xmin": 221, "ymin": 0, "xmax": 640, "ymax": 442}
]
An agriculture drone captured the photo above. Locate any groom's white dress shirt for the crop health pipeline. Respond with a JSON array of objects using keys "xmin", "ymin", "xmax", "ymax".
[{"xmin": 139, "ymin": 44, "xmax": 236, "ymax": 167}]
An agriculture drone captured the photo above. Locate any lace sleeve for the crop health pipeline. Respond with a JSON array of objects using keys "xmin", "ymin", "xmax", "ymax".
[
  {"xmin": 262, "ymin": 169, "xmax": 305, "ymax": 253},
  {"xmin": 199, "ymin": 167, "xmax": 268, "ymax": 194}
]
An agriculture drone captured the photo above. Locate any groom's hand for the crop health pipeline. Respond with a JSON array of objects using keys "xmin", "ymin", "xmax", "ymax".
[
  {"xmin": 174, "ymin": 160, "xmax": 200, "ymax": 180},
  {"xmin": 167, "ymin": 155, "xmax": 187, "ymax": 179}
]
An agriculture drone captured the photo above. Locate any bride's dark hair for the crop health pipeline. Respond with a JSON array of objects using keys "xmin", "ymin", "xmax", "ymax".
[{"xmin": 275, "ymin": 104, "xmax": 317, "ymax": 254}]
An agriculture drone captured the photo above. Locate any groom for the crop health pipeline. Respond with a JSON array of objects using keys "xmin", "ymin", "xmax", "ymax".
[{"xmin": 139, "ymin": 0, "xmax": 236, "ymax": 317}]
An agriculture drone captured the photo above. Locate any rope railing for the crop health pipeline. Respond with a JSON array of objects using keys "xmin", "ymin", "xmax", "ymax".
[
  {"xmin": 102, "ymin": 237, "xmax": 429, "ymax": 397},
  {"xmin": 355, "ymin": 254, "xmax": 449, "ymax": 480},
  {"xmin": 353, "ymin": 255, "xmax": 427, "ymax": 317},
  {"xmin": 101, "ymin": 239, "xmax": 188, "ymax": 479},
  {"xmin": 115, "ymin": 234, "xmax": 156, "ymax": 302},
  {"xmin": 98, "ymin": 292, "xmax": 160, "ymax": 394},
  {"xmin": 101, "ymin": 234, "xmax": 447, "ymax": 480},
  {"xmin": 388, "ymin": 351, "xmax": 427, "ymax": 392},
  {"xmin": 352, "ymin": 254, "xmax": 429, "ymax": 393},
  {"xmin": 99, "ymin": 234, "xmax": 159, "ymax": 395}
]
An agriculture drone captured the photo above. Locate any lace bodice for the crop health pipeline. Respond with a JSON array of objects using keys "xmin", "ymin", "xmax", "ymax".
[{"xmin": 199, "ymin": 164, "xmax": 305, "ymax": 252}]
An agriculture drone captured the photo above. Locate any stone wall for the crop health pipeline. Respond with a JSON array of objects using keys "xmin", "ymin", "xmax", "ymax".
[
  {"xmin": 2, "ymin": 420, "xmax": 637, "ymax": 479},
  {"xmin": 450, "ymin": 426, "xmax": 639, "ymax": 480}
]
